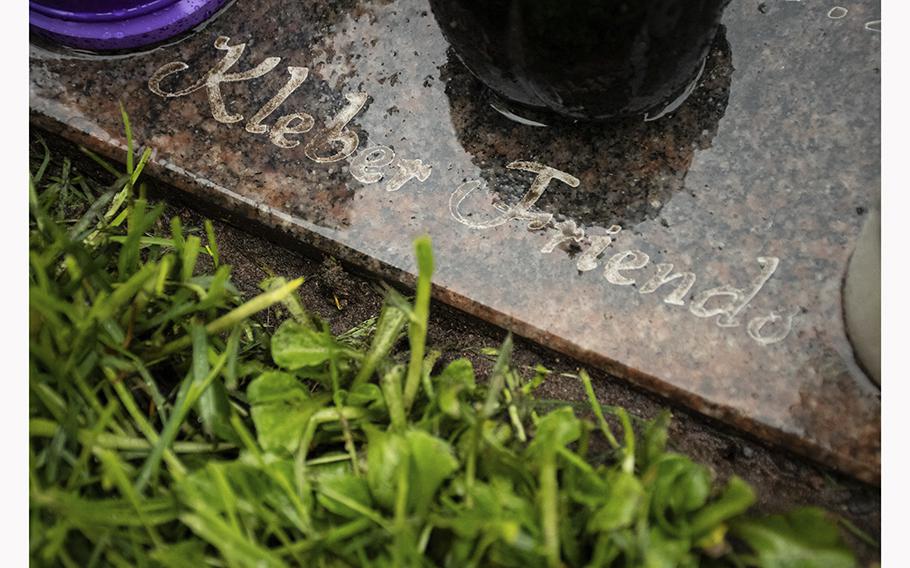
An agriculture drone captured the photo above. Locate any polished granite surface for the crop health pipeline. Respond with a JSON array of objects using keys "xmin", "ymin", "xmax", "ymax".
[{"xmin": 29, "ymin": 0, "xmax": 881, "ymax": 481}]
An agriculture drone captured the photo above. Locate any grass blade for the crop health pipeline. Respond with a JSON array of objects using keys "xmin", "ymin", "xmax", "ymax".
[
  {"xmin": 403, "ymin": 236, "xmax": 433, "ymax": 412},
  {"xmin": 156, "ymin": 277, "xmax": 303, "ymax": 357},
  {"xmin": 352, "ymin": 303, "xmax": 407, "ymax": 388}
]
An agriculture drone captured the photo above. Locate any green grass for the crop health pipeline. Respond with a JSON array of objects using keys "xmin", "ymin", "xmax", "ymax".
[{"xmin": 29, "ymin": 123, "xmax": 861, "ymax": 567}]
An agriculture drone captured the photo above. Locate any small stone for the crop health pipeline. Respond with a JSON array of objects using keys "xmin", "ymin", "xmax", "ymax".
[{"xmin": 758, "ymin": 2, "xmax": 769, "ymax": 14}]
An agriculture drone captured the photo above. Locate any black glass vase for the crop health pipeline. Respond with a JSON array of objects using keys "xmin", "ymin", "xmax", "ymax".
[{"xmin": 429, "ymin": 0, "xmax": 731, "ymax": 121}]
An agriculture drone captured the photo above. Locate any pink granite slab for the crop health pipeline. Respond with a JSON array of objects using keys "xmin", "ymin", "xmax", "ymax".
[{"xmin": 29, "ymin": 0, "xmax": 881, "ymax": 482}]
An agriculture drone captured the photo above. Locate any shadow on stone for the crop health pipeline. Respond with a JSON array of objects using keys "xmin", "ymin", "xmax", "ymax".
[{"xmin": 440, "ymin": 26, "xmax": 734, "ymax": 233}]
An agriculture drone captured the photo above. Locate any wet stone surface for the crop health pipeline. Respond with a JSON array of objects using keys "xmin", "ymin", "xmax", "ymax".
[{"xmin": 29, "ymin": 0, "xmax": 881, "ymax": 481}]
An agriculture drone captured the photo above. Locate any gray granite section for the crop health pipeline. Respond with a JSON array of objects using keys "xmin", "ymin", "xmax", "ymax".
[{"xmin": 29, "ymin": 0, "xmax": 881, "ymax": 481}]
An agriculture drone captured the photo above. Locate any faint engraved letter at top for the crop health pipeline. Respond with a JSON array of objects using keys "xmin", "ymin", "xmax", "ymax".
[
  {"xmin": 449, "ymin": 162, "xmax": 580, "ymax": 230},
  {"xmin": 148, "ymin": 36, "xmax": 281, "ymax": 124}
]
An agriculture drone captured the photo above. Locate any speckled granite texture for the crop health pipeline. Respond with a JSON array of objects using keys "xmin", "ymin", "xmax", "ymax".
[{"xmin": 29, "ymin": 0, "xmax": 881, "ymax": 482}]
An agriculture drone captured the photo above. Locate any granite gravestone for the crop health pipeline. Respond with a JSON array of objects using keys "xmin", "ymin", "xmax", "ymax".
[{"xmin": 29, "ymin": 0, "xmax": 881, "ymax": 482}]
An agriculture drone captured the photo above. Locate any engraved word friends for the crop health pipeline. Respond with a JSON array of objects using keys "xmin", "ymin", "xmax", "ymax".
[{"xmin": 450, "ymin": 162, "xmax": 797, "ymax": 346}]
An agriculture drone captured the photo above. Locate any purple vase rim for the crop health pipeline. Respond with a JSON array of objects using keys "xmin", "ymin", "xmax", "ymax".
[
  {"xmin": 30, "ymin": 0, "xmax": 230, "ymax": 51},
  {"xmin": 30, "ymin": 0, "xmax": 180, "ymax": 23}
]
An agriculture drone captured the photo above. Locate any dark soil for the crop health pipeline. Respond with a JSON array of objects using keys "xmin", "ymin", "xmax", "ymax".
[{"xmin": 33, "ymin": 128, "xmax": 881, "ymax": 564}]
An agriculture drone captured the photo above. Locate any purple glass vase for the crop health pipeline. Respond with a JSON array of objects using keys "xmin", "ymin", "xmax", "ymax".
[{"xmin": 30, "ymin": 0, "xmax": 230, "ymax": 51}]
